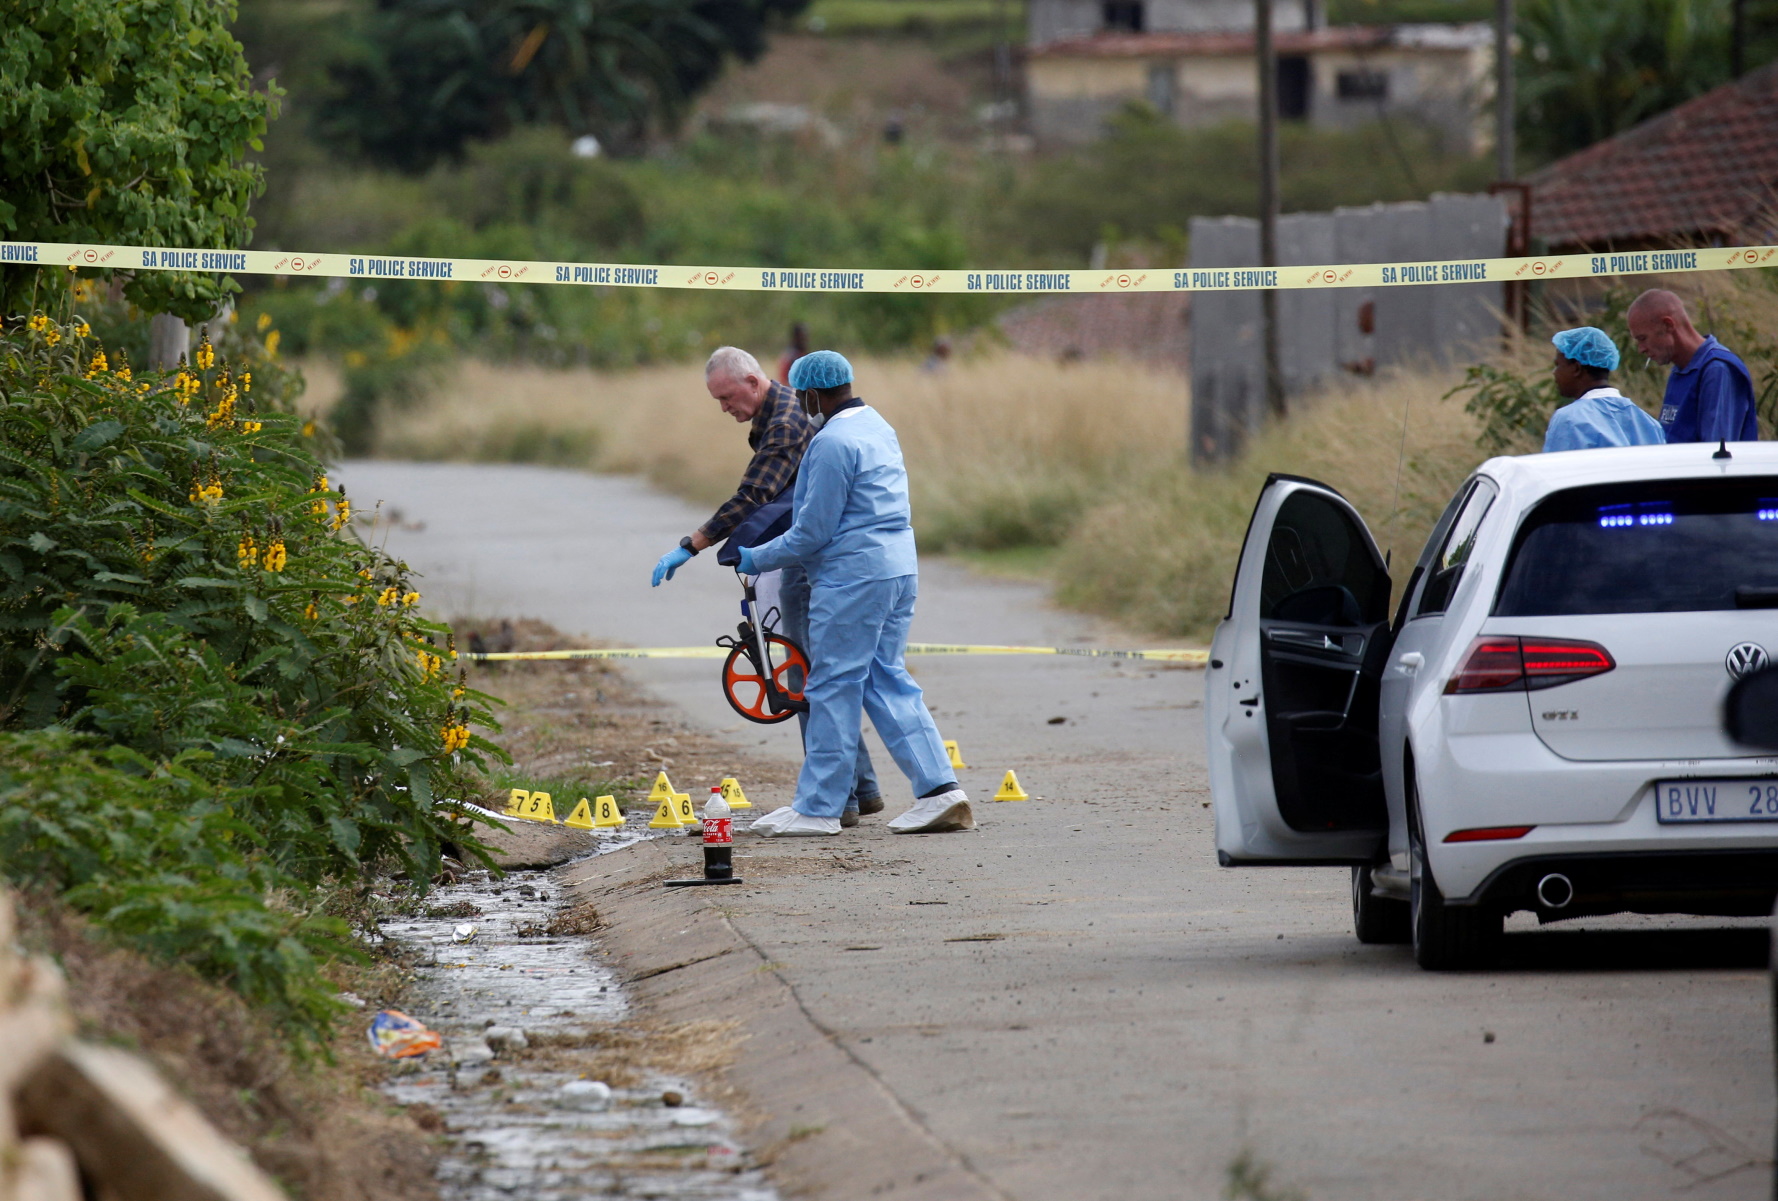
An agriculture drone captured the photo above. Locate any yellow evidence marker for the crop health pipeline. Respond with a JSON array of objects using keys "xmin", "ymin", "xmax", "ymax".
[
  {"xmin": 719, "ymin": 777, "xmax": 752, "ymax": 810},
  {"xmin": 674, "ymin": 792, "xmax": 698, "ymax": 825},
  {"xmin": 592, "ymin": 795, "xmax": 625, "ymax": 828},
  {"xmin": 944, "ymin": 740, "xmax": 969, "ymax": 770},
  {"xmin": 564, "ymin": 798, "xmax": 595, "ymax": 829},
  {"xmin": 510, "ymin": 790, "xmax": 558, "ymax": 822},
  {"xmin": 649, "ymin": 796, "xmax": 688, "ymax": 828},
  {"xmin": 647, "ymin": 771, "xmax": 678, "ymax": 802},
  {"xmin": 993, "ymin": 771, "xmax": 1030, "ymax": 802}
]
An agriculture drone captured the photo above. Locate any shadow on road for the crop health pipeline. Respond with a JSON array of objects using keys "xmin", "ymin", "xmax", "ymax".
[{"xmin": 1498, "ymin": 925, "xmax": 1771, "ymax": 972}]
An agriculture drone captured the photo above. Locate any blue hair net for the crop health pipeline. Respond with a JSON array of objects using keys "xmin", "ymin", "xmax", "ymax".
[
  {"xmin": 789, "ymin": 349, "xmax": 854, "ymax": 391},
  {"xmin": 1551, "ymin": 326, "xmax": 1620, "ymax": 372}
]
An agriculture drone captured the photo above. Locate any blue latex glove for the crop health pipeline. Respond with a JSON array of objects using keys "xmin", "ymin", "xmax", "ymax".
[
  {"xmin": 652, "ymin": 546, "xmax": 693, "ymax": 587},
  {"xmin": 737, "ymin": 544, "xmax": 758, "ymax": 576}
]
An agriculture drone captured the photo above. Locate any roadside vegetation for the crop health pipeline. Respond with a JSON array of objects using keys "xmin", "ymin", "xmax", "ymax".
[{"xmin": 0, "ymin": 295, "xmax": 501, "ymax": 1043}]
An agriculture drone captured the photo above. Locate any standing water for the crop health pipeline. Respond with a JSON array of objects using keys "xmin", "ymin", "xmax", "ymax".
[{"xmin": 376, "ymin": 843, "xmax": 777, "ymax": 1200}]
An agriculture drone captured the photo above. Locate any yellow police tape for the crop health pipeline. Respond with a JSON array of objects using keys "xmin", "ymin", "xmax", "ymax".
[
  {"xmin": 468, "ymin": 644, "xmax": 1208, "ymax": 664},
  {"xmin": 8, "ymin": 238, "xmax": 1775, "ymax": 295}
]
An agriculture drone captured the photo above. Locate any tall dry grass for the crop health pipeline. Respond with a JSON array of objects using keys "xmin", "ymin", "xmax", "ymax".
[
  {"xmin": 1054, "ymin": 369, "xmax": 1485, "ymax": 639},
  {"xmin": 368, "ymin": 354, "xmax": 1192, "ymax": 551}
]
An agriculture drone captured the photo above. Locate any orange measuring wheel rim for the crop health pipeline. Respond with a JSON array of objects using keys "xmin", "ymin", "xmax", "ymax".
[{"xmin": 721, "ymin": 634, "xmax": 809, "ymax": 724}]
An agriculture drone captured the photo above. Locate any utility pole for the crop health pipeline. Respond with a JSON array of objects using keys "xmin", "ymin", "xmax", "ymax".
[
  {"xmin": 1256, "ymin": 0, "xmax": 1284, "ymax": 419},
  {"xmin": 1732, "ymin": 0, "xmax": 1746, "ymax": 76},
  {"xmin": 1494, "ymin": 0, "xmax": 1514, "ymax": 181}
]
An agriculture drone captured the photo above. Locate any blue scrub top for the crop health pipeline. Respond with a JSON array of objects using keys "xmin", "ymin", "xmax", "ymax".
[
  {"xmin": 1659, "ymin": 335, "xmax": 1758, "ymax": 443},
  {"xmin": 749, "ymin": 404, "xmax": 919, "ymax": 585},
  {"xmin": 1543, "ymin": 389, "xmax": 1666, "ymax": 452}
]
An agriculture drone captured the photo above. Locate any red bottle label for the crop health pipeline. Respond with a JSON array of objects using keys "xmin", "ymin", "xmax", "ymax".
[{"xmin": 702, "ymin": 817, "xmax": 733, "ymax": 845}]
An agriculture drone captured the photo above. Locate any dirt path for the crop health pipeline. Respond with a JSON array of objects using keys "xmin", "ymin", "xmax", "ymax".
[{"xmin": 342, "ymin": 460, "xmax": 1774, "ymax": 1201}]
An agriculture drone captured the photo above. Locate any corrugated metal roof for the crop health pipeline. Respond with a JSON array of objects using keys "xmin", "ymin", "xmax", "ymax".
[
  {"xmin": 1528, "ymin": 61, "xmax": 1778, "ymax": 251},
  {"xmin": 1028, "ymin": 23, "xmax": 1485, "ymax": 58}
]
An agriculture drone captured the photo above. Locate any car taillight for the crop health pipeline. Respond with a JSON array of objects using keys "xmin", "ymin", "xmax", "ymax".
[
  {"xmin": 1444, "ymin": 636, "xmax": 1615, "ymax": 694},
  {"xmin": 1444, "ymin": 825, "xmax": 1536, "ymax": 843}
]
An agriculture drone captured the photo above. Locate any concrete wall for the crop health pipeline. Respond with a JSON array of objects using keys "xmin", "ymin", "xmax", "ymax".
[
  {"xmin": 1188, "ymin": 193, "xmax": 1507, "ymax": 462},
  {"xmin": 1027, "ymin": 43, "xmax": 1488, "ymax": 147},
  {"xmin": 1029, "ymin": 0, "xmax": 1311, "ymax": 47}
]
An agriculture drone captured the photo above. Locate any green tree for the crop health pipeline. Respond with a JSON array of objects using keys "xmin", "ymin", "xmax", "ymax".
[
  {"xmin": 0, "ymin": 0, "xmax": 278, "ymax": 322},
  {"xmin": 315, "ymin": 0, "xmax": 811, "ymax": 172},
  {"xmin": 1514, "ymin": 0, "xmax": 1771, "ymax": 163}
]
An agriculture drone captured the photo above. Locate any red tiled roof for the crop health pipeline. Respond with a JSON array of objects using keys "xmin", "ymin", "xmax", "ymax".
[{"xmin": 1528, "ymin": 61, "xmax": 1778, "ymax": 251}]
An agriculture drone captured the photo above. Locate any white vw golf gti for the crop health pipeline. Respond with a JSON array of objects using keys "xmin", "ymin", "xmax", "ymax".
[{"xmin": 1207, "ymin": 442, "xmax": 1778, "ymax": 968}]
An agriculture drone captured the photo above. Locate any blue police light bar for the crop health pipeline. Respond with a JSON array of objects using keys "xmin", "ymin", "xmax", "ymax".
[{"xmin": 1759, "ymin": 499, "xmax": 1778, "ymax": 521}]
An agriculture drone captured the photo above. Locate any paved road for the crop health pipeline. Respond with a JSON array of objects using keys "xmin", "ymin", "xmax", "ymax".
[{"xmin": 344, "ymin": 460, "xmax": 1774, "ymax": 1201}]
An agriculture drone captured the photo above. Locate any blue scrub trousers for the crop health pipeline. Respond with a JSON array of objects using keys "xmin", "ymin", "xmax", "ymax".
[
  {"xmin": 792, "ymin": 574, "xmax": 953, "ymax": 819},
  {"xmin": 778, "ymin": 563, "xmax": 881, "ymax": 806}
]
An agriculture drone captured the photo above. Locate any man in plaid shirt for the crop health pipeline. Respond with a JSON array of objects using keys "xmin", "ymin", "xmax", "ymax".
[{"xmin": 651, "ymin": 346, "xmax": 883, "ymax": 822}]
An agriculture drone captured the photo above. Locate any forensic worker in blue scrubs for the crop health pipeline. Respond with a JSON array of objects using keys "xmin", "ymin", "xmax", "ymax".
[
  {"xmin": 1543, "ymin": 326, "xmax": 1665, "ymax": 452},
  {"xmin": 738, "ymin": 350, "xmax": 973, "ymax": 837},
  {"xmin": 1627, "ymin": 289, "xmax": 1759, "ymax": 443}
]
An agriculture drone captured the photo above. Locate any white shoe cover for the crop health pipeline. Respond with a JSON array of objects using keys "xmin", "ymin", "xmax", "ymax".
[
  {"xmin": 748, "ymin": 805, "xmax": 799, "ymax": 834},
  {"xmin": 755, "ymin": 808, "xmax": 842, "ymax": 837},
  {"xmin": 888, "ymin": 790, "xmax": 975, "ymax": 834}
]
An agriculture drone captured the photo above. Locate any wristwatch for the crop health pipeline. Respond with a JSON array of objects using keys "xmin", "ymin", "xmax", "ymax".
[{"xmin": 679, "ymin": 535, "xmax": 699, "ymax": 556}]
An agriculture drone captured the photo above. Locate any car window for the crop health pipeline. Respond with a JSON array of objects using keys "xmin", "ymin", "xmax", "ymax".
[
  {"xmin": 1496, "ymin": 477, "xmax": 1778, "ymax": 615},
  {"xmin": 1260, "ymin": 490, "xmax": 1389, "ymax": 626},
  {"xmin": 1414, "ymin": 478, "xmax": 1498, "ymax": 618}
]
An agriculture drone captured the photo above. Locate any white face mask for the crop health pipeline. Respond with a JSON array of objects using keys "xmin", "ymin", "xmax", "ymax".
[
  {"xmin": 797, "ymin": 388, "xmax": 826, "ymax": 431},
  {"xmin": 808, "ymin": 412, "xmax": 827, "ymax": 431}
]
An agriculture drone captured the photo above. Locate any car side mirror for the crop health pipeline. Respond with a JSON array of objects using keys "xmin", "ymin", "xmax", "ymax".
[{"xmin": 1723, "ymin": 665, "xmax": 1778, "ymax": 750}]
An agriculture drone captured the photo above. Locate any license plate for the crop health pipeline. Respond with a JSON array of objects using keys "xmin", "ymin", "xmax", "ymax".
[{"xmin": 1654, "ymin": 778, "xmax": 1778, "ymax": 823}]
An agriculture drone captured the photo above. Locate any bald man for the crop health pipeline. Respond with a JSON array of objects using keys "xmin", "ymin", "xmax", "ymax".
[{"xmin": 1626, "ymin": 289, "xmax": 1759, "ymax": 443}]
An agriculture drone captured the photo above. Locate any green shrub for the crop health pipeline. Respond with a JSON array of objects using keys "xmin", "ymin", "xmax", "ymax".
[{"xmin": 0, "ymin": 303, "xmax": 502, "ymax": 1041}]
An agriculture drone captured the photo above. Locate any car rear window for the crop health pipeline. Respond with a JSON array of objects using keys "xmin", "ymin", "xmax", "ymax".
[{"xmin": 1496, "ymin": 477, "xmax": 1778, "ymax": 616}]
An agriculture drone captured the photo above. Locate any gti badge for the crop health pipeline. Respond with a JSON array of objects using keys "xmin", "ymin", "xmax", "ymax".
[{"xmin": 1725, "ymin": 641, "xmax": 1769, "ymax": 679}]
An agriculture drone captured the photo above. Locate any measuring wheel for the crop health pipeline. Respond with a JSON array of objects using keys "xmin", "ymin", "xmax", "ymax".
[{"xmin": 721, "ymin": 632, "xmax": 809, "ymax": 724}]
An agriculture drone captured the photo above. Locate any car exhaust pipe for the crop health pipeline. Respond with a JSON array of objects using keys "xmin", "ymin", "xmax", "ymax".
[{"xmin": 1536, "ymin": 872, "xmax": 1574, "ymax": 910}]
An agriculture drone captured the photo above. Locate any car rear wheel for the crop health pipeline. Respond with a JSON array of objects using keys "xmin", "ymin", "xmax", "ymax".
[
  {"xmin": 1407, "ymin": 774, "xmax": 1501, "ymax": 970},
  {"xmin": 1352, "ymin": 864, "xmax": 1411, "ymax": 944}
]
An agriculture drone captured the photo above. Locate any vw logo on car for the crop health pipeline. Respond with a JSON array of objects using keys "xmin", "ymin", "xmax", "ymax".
[{"xmin": 1725, "ymin": 642, "xmax": 1769, "ymax": 679}]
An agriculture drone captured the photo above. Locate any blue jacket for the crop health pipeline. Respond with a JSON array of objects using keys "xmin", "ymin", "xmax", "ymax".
[
  {"xmin": 1543, "ymin": 389, "xmax": 1666, "ymax": 452},
  {"xmin": 1659, "ymin": 336, "xmax": 1759, "ymax": 443},
  {"xmin": 748, "ymin": 403, "xmax": 919, "ymax": 585}
]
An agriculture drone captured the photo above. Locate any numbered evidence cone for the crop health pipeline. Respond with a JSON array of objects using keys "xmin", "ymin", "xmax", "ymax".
[
  {"xmin": 674, "ymin": 792, "xmax": 698, "ymax": 829},
  {"xmin": 993, "ymin": 770, "xmax": 1030, "ymax": 802},
  {"xmin": 505, "ymin": 788, "xmax": 558, "ymax": 822},
  {"xmin": 665, "ymin": 789, "xmax": 743, "ymax": 887},
  {"xmin": 718, "ymin": 777, "xmax": 752, "ymax": 810},
  {"xmin": 647, "ymin": 771, "xmax": 677, "ymax": 803},
  {"xmin": 565, "ymin": 795, "xmax": 624, "ymax": 830},
  {"xmin": 648, "ymin": 793, "xmax": 689, "ymax": 829},
  {"xmin": 944, "ymin": 740, "xmax": 969, "ymax": 770}
]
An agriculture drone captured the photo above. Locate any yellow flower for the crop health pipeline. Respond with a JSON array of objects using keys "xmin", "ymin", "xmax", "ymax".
[
  {"xmin": 440, "ymin": 722, "xmax": 471, "ymax": 753},
  {"xmin": 262, "ymin": 540, "xmax": 287, "ymax": 572},
  {"xmin": 195, "ymin": 335, "xmax": 215, "ymax": 371},
  {"xmin": 331, "ymin": 494, "xmax": 351, "ymax": 531},
  {"xmin": 257, "ymin": 311, "xmax": 272, "ymax": 332},
  {"xmin": 452, "ymin": 685, "xmax": 466, "ymax": 699},
  {"xmin": 304, "ymin": 598, "xmax": 319, "ymax": 620},
  {"xmin": 417, "ymin": 649, "xmax": 441, "ymax": 679},
  {"xmin": 236, "ymin": 535, "xmax": 258, "ymax": 566},
  {"xmin": 241, "ymin": 419, "xmax": 263, "ymax": 434},
  {"xmin": 301, "ymin": 420, "xmax": 315, "ymax": 437},
  {"xmin": 26, "ymin": 314, "xmax": 49, "ymax": 333},
  {"xmin": 240, "ymin": 372, "xmax": 251, "ymax": 393},
  {"xmin": 376, "ymin": 586, "xmax": 399, "ymax": 607},
  {"xmin": 74, "ymin": 321, "xmax": 91, "ymax": 338},
  {"xmin": 190, "ymin": 480, "xmax": 224, "ymax": 504},
  {"xmin": 85, "ymin": 350, "xmax": 108, "ymax": 379},
  {"xmin": 43, "ymin": 327, "xmax": 61, "ymax": 348},
  {"xmin": 401, "ymin": 590, "xmax": 420, "ymax": 607},
  {"xmin": 264, "ymin": 330, "xmax": 281, "ymax": 358}
]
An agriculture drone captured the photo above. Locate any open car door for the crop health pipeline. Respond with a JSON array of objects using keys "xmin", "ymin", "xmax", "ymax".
[{"xmin": 1208, "ymin": 475, "xmax": 1392, "ymax": 865}]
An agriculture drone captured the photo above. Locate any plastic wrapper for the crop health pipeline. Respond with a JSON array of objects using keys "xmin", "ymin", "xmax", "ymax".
[{"xmin": 368, "ymin": 1009, "xmax": 442, "ymax": 1059}]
